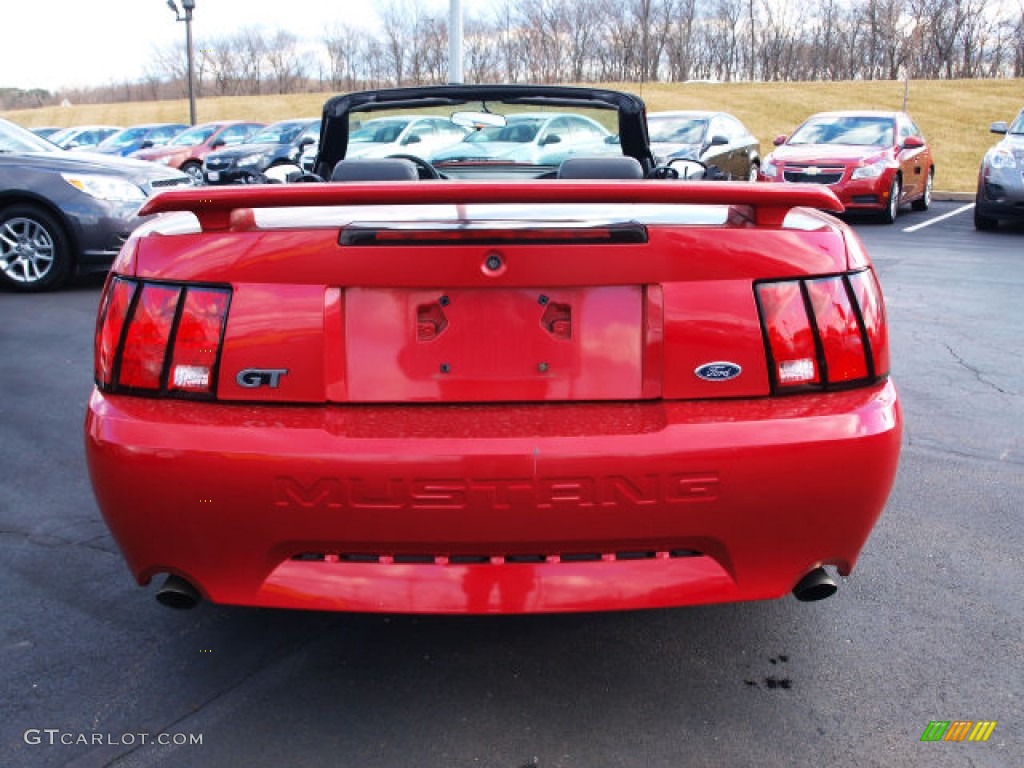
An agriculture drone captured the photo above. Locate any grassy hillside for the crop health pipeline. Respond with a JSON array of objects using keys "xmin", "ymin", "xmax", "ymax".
[{"xmin": 4, "ymin": 79, "xmax": 1022, "ymax": 192}]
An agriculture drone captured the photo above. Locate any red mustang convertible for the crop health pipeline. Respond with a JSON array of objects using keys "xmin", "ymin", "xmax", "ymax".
[{"xmin": 85, "ymin": 85, "xmax": 901, "ymax": 614}]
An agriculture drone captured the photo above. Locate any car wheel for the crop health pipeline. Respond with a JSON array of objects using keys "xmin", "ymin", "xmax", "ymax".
[
  {"xmin": 911, "ymin": 168, "xmax": 933, "ymax": 211},
  {"xmin": 181, "ymin": 161, "xmax": 204, "ymax": 184},
  {"xmin": 880, "ymin": 176, "xmax": 901, "ymax": 224},
  {"xmin": 747, "ymin": 162, "xmax": 760, "ymax": 182},
  {"xmin": 973, "ymin": 201, "xmax": 999, "ymax": 231},
  {"xmin": 0, "ymin": 205, "xmax": 72, "ymax": 292}
]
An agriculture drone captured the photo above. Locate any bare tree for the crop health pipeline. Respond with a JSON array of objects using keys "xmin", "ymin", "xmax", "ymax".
[
  {"xmin": 323, "ymin": 24, "xmax": 366, "ymax": 91},
  {"xmin": 265, "ymin": 31, "xmax": 307, "ymax": 94}
]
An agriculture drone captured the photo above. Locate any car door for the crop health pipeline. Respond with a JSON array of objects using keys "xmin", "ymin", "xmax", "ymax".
[{"xmin": 897, "ymin": 117, "xmax": 929, "ymax": 199}]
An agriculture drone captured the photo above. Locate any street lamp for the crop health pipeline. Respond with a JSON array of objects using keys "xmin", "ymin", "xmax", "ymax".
[
  {"xmin": 448, "ymin": 0, "xmax": 463, "ymax": 83},
  {"xmin": 166, "ymin": 0, "xmax": 197, "ymax": 125}
]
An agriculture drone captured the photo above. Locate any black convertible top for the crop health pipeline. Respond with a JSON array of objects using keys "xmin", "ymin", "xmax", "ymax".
[{"xmin": 315, "ymin": 84, "xmax": 655, "ymax": 179}]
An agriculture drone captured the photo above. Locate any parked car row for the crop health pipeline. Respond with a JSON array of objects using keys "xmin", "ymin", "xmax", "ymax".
[
  {"xmin": 19, "ymin": 107, "xmax": 946, "ymax": 227},
  {"xmin": 5, "ymin": 98, "xmax": 1019, "ymax": 292}
]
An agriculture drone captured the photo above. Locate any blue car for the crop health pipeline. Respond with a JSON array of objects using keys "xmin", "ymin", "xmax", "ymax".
[{"xmin": 92, "ymin": 123, "xmax": 188, "ymax": 157}]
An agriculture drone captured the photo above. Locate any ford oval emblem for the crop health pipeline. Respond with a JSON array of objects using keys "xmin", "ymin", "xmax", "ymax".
[{"xmin": 695, "ymin": 362, "xmax": 742, "ymax": 382}]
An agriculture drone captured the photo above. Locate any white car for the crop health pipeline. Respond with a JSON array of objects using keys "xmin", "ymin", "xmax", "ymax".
[
  {"xmin": 430, "ymin": 112, "xmax": 616, "ymax": 166},
  {"xmin": 345, "ymin": 116, "xmax": 469, "ymax": 160}
]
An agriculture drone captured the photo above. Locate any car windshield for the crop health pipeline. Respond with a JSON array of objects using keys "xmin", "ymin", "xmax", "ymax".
[
  {"xmin": 463, "ymin": 119, "xmax": 542, "ymax": 144},
  {"xmin": 789, "ymin": 116, "xmax": 895, "ymax": 147},
  {"xmin": 335, "ymin": 94, "xmax": 624, "ymax": 174},
  {"xmin": 100, "ymin": 127, "xmax": 153, "ymax": 148},
  {"xmin": 0, "ymin": 119, "xmax": 60, "ymax": 153},
  {"xmin": 350, "ymin": 119, "xmax": 411, "ymax": 144},
  {"xmin": 248, "ymin": 123, "xmax": 307, "ymax": 144},
  {"xmin": 647, "ymin": 116, "xmax": 707, "ymax": 144},
  {"xmin": 1009, "ymin": 112, "xmax": 1024, "ymax": 135},
  {"xmin": 169, "ymin": 125, "xmax": 218, "ymax": 146}
]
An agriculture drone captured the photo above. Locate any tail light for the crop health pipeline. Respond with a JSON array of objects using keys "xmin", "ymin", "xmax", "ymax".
[
  {"xmin": 95, "ymin": 276, "xmax": 231, "ymax": 398},
  {"xmin": 756, "ymin": 269, "xmax": 888, "ymax": 393}
]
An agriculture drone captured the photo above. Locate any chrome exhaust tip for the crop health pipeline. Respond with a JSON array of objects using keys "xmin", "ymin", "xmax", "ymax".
[
  {"xmin": 792, "ymin": 567, "xmax": 838, "ymax": 602},
  {"xmin": 155, "ymin": 574, "xmax": 201, "ymax": 610}
]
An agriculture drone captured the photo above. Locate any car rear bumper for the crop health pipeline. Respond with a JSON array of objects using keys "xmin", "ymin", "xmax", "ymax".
[{"xmin": 85, "ymin": 381, "xmax": 901, "ymax": 613}]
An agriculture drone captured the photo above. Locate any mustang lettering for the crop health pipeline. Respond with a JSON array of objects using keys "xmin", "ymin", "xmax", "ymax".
[{"xmin": 273, "ymin": 473, "xmax": 720, "ymax": 512}]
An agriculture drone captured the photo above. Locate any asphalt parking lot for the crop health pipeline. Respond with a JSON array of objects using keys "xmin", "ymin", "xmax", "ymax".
[{"xmin": 1, "ymin": 200, "xmax": 1021, "ymax": 768}]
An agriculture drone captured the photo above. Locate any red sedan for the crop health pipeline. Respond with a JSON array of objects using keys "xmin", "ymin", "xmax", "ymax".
[
  {"xmin": 131, "ymin": 120, "xmax": 264, "ymax": 184},
  {"xmin": 759, "ymin": 110, "xmax": 934, "ymax": 223},
  {"xmin": 85, "ymin": 85, "xmax": 901, "ymax": 615}
]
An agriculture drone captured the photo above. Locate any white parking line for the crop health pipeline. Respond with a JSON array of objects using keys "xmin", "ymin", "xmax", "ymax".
[{"xmin": 902, "ymin": 203, "xmax": 975, "ymax": 233}]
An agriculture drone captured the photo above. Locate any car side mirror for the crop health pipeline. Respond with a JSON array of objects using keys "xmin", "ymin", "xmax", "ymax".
[
  {"xmin": 541, "ymin": 134, "xmax": 562, "ymax": 146},
  {"xmin": 773, "ymin": 135, "xmax": 788, "ymax": 146},
  {"xmin": 298, "ymin": 137, "xmax": 315, "ymax": 149},
  {"xmin": 403, "ymin": 134, "xmax": 422, "ymax": 145},
  {"xmin": 989, "ymin": 121, "xmax": 1008, "ymax": 135},
  {"xmin": 211, "ymin": 138, "xmax": 226, "ymax": 148},
  {"xmin": 140, "ymin": 140, "xmax": 154, "ymax": 150},
  {"xmin": 902, "ymin": 136, "xmax": 925, "ymax": 149},
  {"xmin": 709, "ymin": 134, "xmax": 729, "ymax": 147}
]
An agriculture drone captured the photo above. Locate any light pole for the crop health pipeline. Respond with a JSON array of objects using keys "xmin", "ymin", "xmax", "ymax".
[
  {"xmin": 448, "ymin": 0, "xmax": 463, "ymax": 84},
  {"xmin": 166, "ymin": 0, "xmax": 197, "ymax": 125}
]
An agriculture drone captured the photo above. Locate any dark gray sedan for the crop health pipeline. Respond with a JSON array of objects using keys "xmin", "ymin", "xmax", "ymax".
[
  {"xmin": 647, "ymin": 110, "xmax": 761, "ymax": 181},
  {"xmin": 0, "ymin": 118, "xmax": 192, "ymax": 291},
  {"xmin": 975, "ymin": 108, "xmax": 1024, "ymax": 230}
]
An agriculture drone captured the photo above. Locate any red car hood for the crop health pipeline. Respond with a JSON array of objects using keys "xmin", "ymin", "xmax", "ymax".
[
  {"xmin": 133, "ymin": 145, "xmax": 189, "ymax": 162},
  {"xmin": 772, "ymin": 144, "xmax": 891, "ymax": 165}
]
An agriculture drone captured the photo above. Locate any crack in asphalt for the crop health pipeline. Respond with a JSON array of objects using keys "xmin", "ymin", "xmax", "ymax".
[
  {"xmin": 0, "ymin": 527, "xmax": 117, "ymax": 553},
  {"xmin": 903, "ymin": 438, "xmax": 1022, "ymax": 466},
  {"xmin": 943, "ymin": 343, "xmax": 1017, "ymax": 397},
  {"xmin": 101, "ymin": 626, "xmax": 340, "ymax": 768}
]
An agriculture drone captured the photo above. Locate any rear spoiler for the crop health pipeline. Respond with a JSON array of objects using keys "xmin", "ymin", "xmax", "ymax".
[{"xmin": 140, "ymin": 181, "xmax": 843, "ymax": 231}]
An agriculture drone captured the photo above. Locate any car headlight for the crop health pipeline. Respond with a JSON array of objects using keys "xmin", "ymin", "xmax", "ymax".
[
  {"xmin": 236, "ymin": 153, "xmax": 266, "ymax": 168},
  {"xmin": 988, "ymin": 149, "xmax": 1017, "ymax": 170},
  {"xmin": 62, "ymin": 174, "xmax": 147, "ymax": 203},
  {"xmin": 761, "ymin": 156, "xmax": 777, "ymax": 177},
  {"xmin": 851, "ymin": 159, "xmax": 888, "ymax": 180}
]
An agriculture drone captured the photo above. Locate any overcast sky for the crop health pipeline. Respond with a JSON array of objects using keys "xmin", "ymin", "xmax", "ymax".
[{"xmin": 2, "ymin": 1, "xmax": 459, "ymax": 92}]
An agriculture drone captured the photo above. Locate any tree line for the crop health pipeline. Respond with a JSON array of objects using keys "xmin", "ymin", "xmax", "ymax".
[{"xmin": 6, "ymin": 0, "xmax": 1024, "ymax": 109}]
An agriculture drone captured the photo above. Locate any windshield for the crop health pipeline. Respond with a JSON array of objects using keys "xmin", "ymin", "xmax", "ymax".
[
  {"xmin": 339, "ymin": 97, "xmax": 622, "ymax": 174},
  {"xmin": 1009, "ymin": 111, "xmax": 1024, "ymax": 135},
  {"xmin": 350, "ymin": 119, "xmax": 411, "ymax": 144},
  {"xmin": 100, "ymin": 127, "xmax": 149, "ymax": 148},
  {"xmin": 247, "ymin": 122, "xmax": 309, "ymax": 144},
  {"xmin": 647, "ymin": 116, "xmax": 707, "ymax": 144},
  {"xmin": 463, "ymin": 118, "xmax": 542, "ymax": 144},
  {"xmin": 789, "ymin": 116, "xmax": 895, "ymax": 147},
  {"xmin": 169, "ymin": 125, "xmax": 218, "ymax": 146},
  {"xmin": 0, "ymin": 118, "xmax": 60, "ymax": 152}
]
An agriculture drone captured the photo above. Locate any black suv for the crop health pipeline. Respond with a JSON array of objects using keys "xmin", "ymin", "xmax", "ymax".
[{"xmin": 203, "ymin": 119, "xmax": 320, "ymax": 184}]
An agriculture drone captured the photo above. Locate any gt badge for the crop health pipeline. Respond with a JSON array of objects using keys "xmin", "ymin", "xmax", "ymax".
[
  {"xmin": 694, "ymin": 362, "xmax": 742, "ymax": 382},
  {"xmin": 237, "ymin": 368, "xmax": 289, "ymax": 388}
]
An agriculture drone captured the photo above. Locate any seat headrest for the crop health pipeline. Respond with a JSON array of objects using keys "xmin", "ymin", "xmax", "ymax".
[
  {"xmin": 332, "ymin": 158, "xmax": 419, "ymax": 181},
  {"xmin": 557, "ymin": 156, "xmax": 644, "ymax": 179}
]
